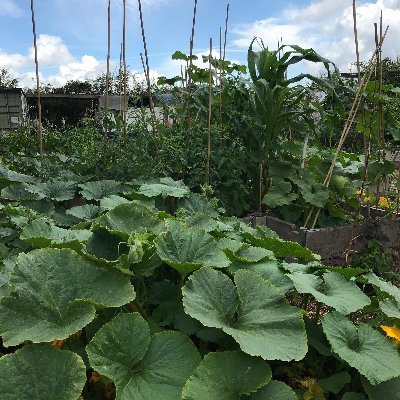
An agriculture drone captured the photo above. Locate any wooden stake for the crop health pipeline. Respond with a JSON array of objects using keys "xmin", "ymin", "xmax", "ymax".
[
  {"xmin": 306, "ymin": 26, "xmax": 389, "ymax": 229},
  {"xmin": 206, "ymin": 38, "xmax": 212, "ymax": 186},
  {"xmin": 123, "ymin": 0, "xmax": 127, "ymax": 135},
  {"xmin": 137, "ymin": 0, "xmax": 156, "ymax": 124},
  {"xmin": 352, "ymin": 0, "xmax": 361, "ymax": 83},
  {"xmin": 219, "ymin": 26, "xmax": 223, "ymax": 128},
  {"xmin": 104, "ymin": 0, "xmax": 111, "ymax": 143},
  {"xmin": 186, "ymin": 0, "xmax": 198, "ymax": 129},
  {"xmin": 119, "ymin": 42, "xmax": 123, "ymax": 115},
  {"xmin": 30, "ymin": 0, "xmax": 43, "ymax": 170},
  {"xmin": 105, "ymin": 0, "xmax": 111, "ymax": 113},
  {"xmin": 223, "ymin": 4, "xmax": 229, "ymax": 61}
]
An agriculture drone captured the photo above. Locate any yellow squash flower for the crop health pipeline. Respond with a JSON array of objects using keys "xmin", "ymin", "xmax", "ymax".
[
  {"xmin": 378, "ymin": 196, "xmax": 390, "ymax": 209},
  {"xmin": 381, "ymin": 325, "xmax": 400, "ymax": 346}
]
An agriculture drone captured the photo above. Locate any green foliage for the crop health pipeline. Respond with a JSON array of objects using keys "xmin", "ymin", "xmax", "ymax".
[
  {"xmin": 87, "ymin": 313, "xmax": 201, "ymax": 400},
  {"xmin": 182, "ymin": 351, "xmax": 271, "ymax": 400},
  {"xmin": 0, "ymin": 344, "xmax": 86, "ymax": 400},
  {"xmin": 1, "ymin": 50, "xmax": 400, "ymax": 400},
  {"xmin": 322, "ymin": 312, "xmax": 400, "ymax": 385},
  {"xmin": 183, "ymin": 268, "xmax": 307, "ymax": 361}
]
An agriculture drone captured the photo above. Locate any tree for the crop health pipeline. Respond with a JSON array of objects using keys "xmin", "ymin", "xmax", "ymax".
[{"xmin": 0, "ymin": 68, "xmax": 19, "ymax": 89}]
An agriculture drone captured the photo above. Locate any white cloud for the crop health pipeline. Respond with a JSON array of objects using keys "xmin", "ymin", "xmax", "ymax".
[
  {"xmin": 232, "ymin": 0, "xmax": 400, "ymax": 73},
  {"xmin": 28, "ymin": 34, "xmax": 75, "ymax": 66},
  {"xmin": 0, "ymin": 49, "xmax": 26, "ymax": 69},
  {"xmin": 0, "ymin": 0, "xmax": 23, "ymax": 17},
  {"xmin": 1, "ymin": 33, "xmax": 160, "ymax": 89}
]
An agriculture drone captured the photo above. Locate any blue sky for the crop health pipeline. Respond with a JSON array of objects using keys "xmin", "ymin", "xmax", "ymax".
[{"xmin": 1, "ymin": 0, "xmax": 399, "ymax": 87}]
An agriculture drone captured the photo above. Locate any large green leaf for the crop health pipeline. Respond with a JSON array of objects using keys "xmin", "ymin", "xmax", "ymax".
[
  {"xmin": 322, "ymin": 312, "xmax": 400, "ymax": 385},
  {"xmin": 97, "ymin": 202, "xmax": 166, "ymax": 236},
  {"xmin": 87, "ymin": 313, "xmax": 201, "ymax": 400},
  {"xmin": 242, "ymin": 230, "xmax": 317, "ymax": 260},
  {"xmin": 301, "ymin": 183, "xmax": 329, "ymax": 208},
  {"xmin": 1, "ymin": 183, "xmax": 41, "ymax": 201},
  {"xmin": 79, "ymin": 180, "xmax": 127, "ymax": 200},
  {"xmin": 379, "ymin": 298, "xmax": 400, "ymax": 319},
  {"xmin": 0, "ymin": 248, "xmax": 135, "ymax": 346},
  {"xmin": 365, "ymin": 273, "xmax": 400, "ymax": 318},
  {"xmin": 154, "ymin": 220, "xmax": 230, "ymax": 275},
  {"xmin": 263, "ymin": 180, "xmax": 297, "ymax": 208},
  {"xmin": 244, "ymin": 380, "xmax": 298, "ymax": 400},
  {"xmin": 99, "ymin": 194, "xmax": 131, "ymax": 210},
  {"xmin": 181, "ymin": 351, "xmax": 271, "ymax": 400},
  {"xmin": 287, "ymin": 271, "xmax": 370, "ymax": 314},
  {"xmin": 20, "ymin": 219, "xmax": 92, "ymax": 251},
  {"xmin": 27, "ymin": 181, "xmax": 77, "ymax": 201},
  {"xmin": 0, "ymin": 164, "xmax": 33, "ymax": 188},
  {"xmin": 362, "ymin": 376, "xmax": 400, "ymax": 400},
  {"xmin": 178, "ymin": 192, "xmax": 219, "ymax": 218},
  {"xmin": 183, "ymin": 268, "xmax": 307, "ymax": 361},
  {"xmin": 0, "ymin": 343, "xmax": 86, "ymax": 400},
  {"xmin": 225, "ymin": 244, "xmax": 274, "ymax": 263},
  {"xmin": 227, "ymin": 257, "xmax": 293, "ymax": 293},
  {"xmin": 138, "ymin": 177, "xmax": 190, "ymax": 198},
  {"xmin": 66, "ymin": 204, "xmax": 100, "ymax": 220}
]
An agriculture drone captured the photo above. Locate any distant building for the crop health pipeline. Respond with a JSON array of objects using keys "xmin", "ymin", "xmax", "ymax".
[
  {"xmin": 0, "ymin": 88, "xmax": 28, "ymax": 130},
  {"xmin": 1, "ymin": 89, "xmax": 174, "ymax": 130}
]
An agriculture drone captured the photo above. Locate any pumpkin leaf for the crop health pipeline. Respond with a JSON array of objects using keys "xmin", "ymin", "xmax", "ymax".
[
  {"xmin": 182, "ymin": 351, "xmax": 272, "ymax": 400},
  {"xmin": 20, "ymin": 219, "xmax": 92, "ymax": 251},
  {"xmin": 66, "ymin": 204, "xmax": 100, "ymax": 220},
  {"xmin": 0, "ymin": 343, "xmax": 86, "ymax": 400},
  {"xmin": 97, "ymin": 202, "xmax": 166, "ymax": 236},
  {"xmin": 183, "ymin": 268, "xmax": 307, "ymax": 361},
  {"xmin": 244, "ymin": 380, "xmax": 298, "ymax": 400},
  {"xmin": 322, "ymin": 312, "xmax": 400, "ymax": 385},
  {"xmin": 138, "ymin": 177, "xmax": 190, "ymax": 198},
  {"xmin": 0, "ymin": 248, "xmax": 135, "ymax": 346},
  {"xmin": 287, "ymin": 271, "xmax": 370, "ymax": 314},
  {"xmin": 79, "ymin": 180, "xmax": 127, "ymax": 200},
  {"xmin": 87, "ymin": 313, "xmax": 201, "ymax": 400},
  {"xmin": 154, "ymin": 220, "xmax": 230, "ymax": 275}
]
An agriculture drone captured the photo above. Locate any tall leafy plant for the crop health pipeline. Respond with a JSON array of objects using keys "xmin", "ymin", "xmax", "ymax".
[{"xmin": 247, "ymin": 39, "xmax": 337, "ymax": 208}]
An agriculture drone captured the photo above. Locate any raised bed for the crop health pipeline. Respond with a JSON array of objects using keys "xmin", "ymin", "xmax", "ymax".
[{"xmin": 242, "ymin": 211, "xmax": 400, "ymax": 262}]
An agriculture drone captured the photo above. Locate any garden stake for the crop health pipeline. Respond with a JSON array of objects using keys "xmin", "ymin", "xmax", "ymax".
[
  {"xmin": 30, "ymin": 0, "xmax": 44, "ymax": 172},
  {"xmin": 137, "ymin": 0, "xmax": 157, "ymax": 126},
  {"xmin": 219, "ymin": 27, "xmax": 223, "ymax": 130},
  {"xmin": 104, "ymin": 0, "xmax": 111, "ymax": 116},
  {"xmin": 206, "ymin": 37, "xmax": 213, "ymax": 187},
  {"xmin": 123, "ymin": 0, "xmax": 127, "ymax": 136},
  {"xmin": 223, "ymin": 4, "xmax": 229, "ymax": 61},
  {"xmin": 140, "ymin": 52, "xmax": 157, "ymax": 134},
  {"xmin": 307, "ymin": 26, "xmax": 389, "ymax": 229},
  {"xmin": 352, "ymin": 0, "xmax": 361, "ymax": 83},
  {"xmin": 103, "ymin": 0, "xmax": 111, "ymax": 167},
  {"xmin": 119, "ymin": 42, "xmax": 123, "ymax": 116},
  {"xmin": 186, "ymin": 0, "xmax": 198, "ymax": 130}
]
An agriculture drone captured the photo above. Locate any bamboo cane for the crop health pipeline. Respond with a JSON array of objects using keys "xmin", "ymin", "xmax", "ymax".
[
  {"xmin": 123, "ymin": 0, "xmax": 127, "ymax": 135},
  {"xmin": 30, "ymin": 0, "xmax": 43, "ymax": 171},
  {"xmin": 206, "ymin": 38, "xmax": 212, "ymax": 186},
  {"xmin": 306, "ymin": 26, "xmax": 389, "ymax": 229},
  {"xmin": 186, "ymin": 0, "xmax": 198, "ymax": 129},
  {"xmin": 137, "ymin": 0, "xmax": 156, "ymax": 125}
]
